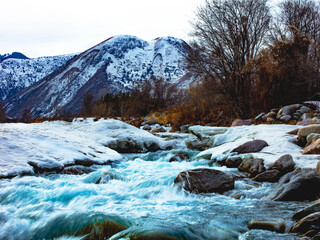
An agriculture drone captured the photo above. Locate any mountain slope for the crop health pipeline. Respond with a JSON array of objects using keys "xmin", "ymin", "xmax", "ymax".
[
  {"xmin": 5, "ymin": 35, "xmax": 193, "ymax": 118},
  {"xmin": 0, "ymin": 52, "xmax": 29, "ymax": 62},
  {"xmin": 0, "ymin": 54, "xmax": 76, "ymax": 101}
]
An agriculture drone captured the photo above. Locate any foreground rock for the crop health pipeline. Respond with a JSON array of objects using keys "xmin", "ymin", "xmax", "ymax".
[
  {"xmin": 75, "ymin": 220, "xmax": 127, "ymax": 239},
  {"xmin": 265, "ymin": 169, "xmax": 320, "ymax": 201},
  {"xmin": 293, "ymin": 203, "xmax": 320, "ymax": 221},
  {"xmin": 231, "ymin": 140, "xmax": 268, "ymax": 154},
  {"xmin": 174, "ymin": 168, "xmax": 235, "ymax": 194},
  {"xmin": 303, "ymin": 138, "xmax": 320, "ymax": 154},
  {"xmin": 290, "ymin": 212, "xmax": 320, "ymax": 234},
  {"xmin": 253, "ymin": 169, "xmax": 282, "ymax": 182},
  {"xmin": 238, "ymin": 158, "xmax": 266, "ymax": 177},
  {"xmin": 248, "ymin": 218, "xmax": 286, "ymax": 233}
]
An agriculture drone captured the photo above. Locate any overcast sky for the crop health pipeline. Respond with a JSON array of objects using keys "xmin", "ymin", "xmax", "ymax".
[{"xmin": 1, "ymin": 0, "xmax": 280, "ymax": 58}]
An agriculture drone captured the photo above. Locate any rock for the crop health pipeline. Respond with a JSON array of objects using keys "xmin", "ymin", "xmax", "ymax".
[
  {"xmin": 169, "ymin": 152, "xmax": 190, "ymax": 162},
  {"xmin": 150, "ymin": 126, "xmax": 166, "ymax": 133},
  {"xmin": 225, "ymin": 156, "xmax": 243, "ymax": 168},
  {"xmin": 291, "ymin": 212, "xmax": 320, "ymax": 234},
  {"xmin": 280, "ymin": 115, "xmax": 292, "ymax": 122},
  {"xmin": 231, "ymin": 140, "xmax": 268, "ymax": 154},
  {"xmin": 266, "ymin": 117, "xmax": 275, "ymax": 122},
  {"xmin": 298, "ymin": 124, "xmax": 320, "ymax": 139},
  {"xmin": 75, "ymin": 220, "xmax": 127, "ymax": 239},
  {"xmin": 253, "ymin": 169, "xmax": 282, "ymax": 182},
  {"xmin": 297, "ymin": 119, "xmax": 312, "ymax": 126},
  {"xmin": 124, "ymin": 233, "xmax": 179, "ymax": 240},
  {"xmin": 303, "ymin": 138, "xmax": 320, "ymax": 154},
  {"xmin": 306, "ymin": 134, "xmax": 320, "ymax": 147},
  {"xmin": 238, "ymin": 158, "xmax": 266, "ymax": 177},
  {"xmin": 255, "ymin": 112, "xmax": 265, "ymax": 121},
  {"xmin": 180, "ymin": 125, "xmax": 190, "ymax": 133},
  {"xmin": 317, "ymin": 161, "xmax": 320, "ymax": 173},
  {"xmin": 248, "ymin": 218, "xmax": 286, "ymax": 233},
  {"xmin": 142, "ymin": 124, "xmax": 151, "ymax": 131},
  {"xmin": 266, "ymin": 112, "xmax": 277, "ymax": 118},
  {"xmin": 62, "ymin": 165, "xmax": 93, "ymax": 175},
  {"xmin": 311, "ymin": 118, "xmax": 320, "ymax": 124},
  {"xmin": 173, "ymin": 168, "xmax": 235, "ymax": 194},
  {"xmin": 186, "ymin": 139, "xmax": 211, "ymax": 151},
  {"xmin": 265, "ymin": 169, "xmax": 320, "ymax": 201},
  {"xmin": 301, "ymin": 113, "xmax": 311, "ymax": 120},
  {"xmin": 143, "ymin": 118, "xmax": 158, "ymax": 126},
  {"xmin": 269, "ymin": 154, "xmax": 295, "ymax": 174},
  {"xmin": 28, "ymin": 160, "xmax": 64, "ymax": 174},
  {"xmin": 293, "ymin": 203, "xmax": 320, "ymax": 221},
  {"xmin": 287, "ymin": 128, "xmax": 300, "ymax": 135},
  {"xmin": 231, "ymin": 119, "xmax": 252, "ymax": 127},
  {"xmin": 277, "ymin": 104, "xmax": 302, "ymax": 119},
  {"xmin": 300, "ymin": 106, "xmax": 311, "ymax": 114}
]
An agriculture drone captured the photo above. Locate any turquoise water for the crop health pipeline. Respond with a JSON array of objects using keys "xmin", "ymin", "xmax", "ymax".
[{"xmin": 0, "ymin": 150, "xmax": 306, "ymax": 239}]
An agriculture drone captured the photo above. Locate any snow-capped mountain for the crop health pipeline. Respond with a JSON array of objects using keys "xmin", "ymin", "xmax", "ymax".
[
  {"xmin": 0, "ymin": 54, "xmax": 76, "ymax": 101},
  {"xmin": 5, "ymin": 35, "xmax": 193, "ymax": 118}
]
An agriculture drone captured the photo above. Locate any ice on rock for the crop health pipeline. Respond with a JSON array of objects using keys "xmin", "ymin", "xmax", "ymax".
[{"xmin": 0, "ymin": 119, "xmax": 182, "ymax": 178}]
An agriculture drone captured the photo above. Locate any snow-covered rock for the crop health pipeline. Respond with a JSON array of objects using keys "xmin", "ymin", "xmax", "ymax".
[
  {"xmin": 195, "ymin": 124, "xmax": 319, "ymax": 169},
  {"xmin": 5, "ymin": 35, "xmax": 193, "ymax": 118},
  {"xmin": 0, "ymin": 119, "xmax": 183, "ymax": 178},
  {"xmin": 0, "ymin": 54, "xmax": 76, "ymax": 101}
]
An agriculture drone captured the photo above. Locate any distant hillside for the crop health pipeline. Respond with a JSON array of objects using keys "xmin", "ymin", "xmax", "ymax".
[
  {"xmin": 0, "ymin": 54, "xmax": 77, "ymax": 101},
  {"xmin": 0, "ymin": 52, "xmax": 29, "ymax": 62},
  {"xmin": 4, "ymin": 35, "xmax": 193, "ymax": 119}
]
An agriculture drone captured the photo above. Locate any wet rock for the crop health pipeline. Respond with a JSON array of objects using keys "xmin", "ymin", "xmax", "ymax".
[
  {"xmin": 291, "ymin": 212, "xmax": 320, "ymax": 234},
  {"xmin": 303, "ymin": 139, "xmax": 320, "ymax": 154},
  {"xmin": 173, "ymin": 168, "xmax": 235, "ymax": 194},
  {"xmin": 293, "ymin": 203, "xmax": 320, "ymax": 221},
  {"xmin": 238, "ymin": 158, "xmax": 265, "ymax": 177},
  {"xmin": 151, "ymin": 126, "xmax": 166, "ymax": 133},
  {"xmin": 75, "ymin": 220, "xmax": 127, "ymax": 240},
  {"xmin": 248, "ymin": 218, "xmax": 286, "ymax": 233},
  {"xmin": 180, "ymin": 125, "xmax": 190, "ymax": 133},
  {"xmin": 265, "ymin": 169, "xmax": 320, "ymax": 201},
  {"xmin": 126, "ymin": 233, "xmax": 179, "ymax": 240},
  {"xmin": 225, "ymin": 156, "xmax": 243, "ymax": 168},
  {"xmin": 142, "ymin": 125, "xmax": 151, "ymax": 131},
  {"xmin": 297, "ymin": 119, "xmax": 312, "ymax": 126},
  {"xmin": 231, "ymin": 119, "xmax": 252, "ymax": 127},
  {"xmin": 169, "ymin": 152, "xmax": 190, "ymax": 162},
  {"xmin": 28, "ymin": 160, "xmax": 64, "ymax": 174},
  {"xmin": 62, "ymin": 165, "xmax": 93, "ymax": 175},
  {"xmin": 269, "ymin": 154, "xmax": 295, "ymax": 174},
  {"xmin": 231, "ymin": 140, "xmax": 268, "ymax": 154},
  {"xmin": 253, "ymin": 169, "xmax": 282, "ymax": 182},
  {"xmin": 186, "ymin": 139, "xmax": 211, "ymax": 151}
]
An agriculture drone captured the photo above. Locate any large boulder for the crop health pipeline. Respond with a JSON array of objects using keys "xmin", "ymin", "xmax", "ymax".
[
  {"xmin": 265, "ymin": 169, "xmax": 320, "ymax": 201},
  {"xmin": 225, "ymin": 156, "xmax": 243, "ymax": 168},
  {"xmin": 303, "ymin": 138, "xmax": 320, "ymax": 154},
  {"xmin": 238, "ymin": 158, "xmax": 266, "ymax": 177},
  {"xmin": 248, "ymin": 218, "xmax": 286, "ymax": 233},
  {"xmin": 277, "ymin": 104, "xmax": 302, "ymax": 119},
  {"xmin": 269, "ymin": 154, "xmax": 295, "ymax": 174},
  {"xmin": 290, "ymin": 212, "xmax": 320, "ymax": 234},
  {"xmin": 231, "ymin": 140, "xmax": 268, "ymax": 154},
  {"xmin": 173, "ymin": 168, "xmax": 235, "ymax": 194}
]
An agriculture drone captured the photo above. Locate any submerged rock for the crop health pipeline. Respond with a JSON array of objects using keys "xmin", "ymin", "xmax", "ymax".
[
  {"xmin": 269, "ymin": 154, "xmax": 295, "ymax": 174},
  {"xmin": 231, "ymin": 140, "xmax": 268, "ymax": 154},
  {"xmin": 75, "ymin": 220, "xmax": 127, "ymax": 239},
  {"xmin": 173, "ymin": 168, "xmax": 235, "ymax": 194},
  {"xmin": 238, "ymin": 158, "xmax": 266, "ymax": 177},
  {"xmin": 265, "ymin": 169, "xmax": 320, "ymax": 201},
  {"xmin": 248, "ymin": 218, "xmax": 286, "ymax": 233},
  {"xmin": 169, "ymin": 152, "xmax": 190, "ymax": 162}
]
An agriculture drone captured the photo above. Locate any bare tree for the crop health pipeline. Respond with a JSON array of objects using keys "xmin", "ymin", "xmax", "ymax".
[{"xmin": 189, "ymin": 0, "xmax": 271, "ymax": 117}]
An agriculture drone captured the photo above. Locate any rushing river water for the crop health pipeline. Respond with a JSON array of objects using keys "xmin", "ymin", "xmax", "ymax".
[{"xmin": 0, "ymin": 149, "xmax": 308, "ymax": 240}]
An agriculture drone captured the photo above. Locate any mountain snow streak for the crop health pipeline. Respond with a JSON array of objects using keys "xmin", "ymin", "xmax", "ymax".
[{"xmin": 4, "ymin": 35, "xmax": 192, "ymax": 118}]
